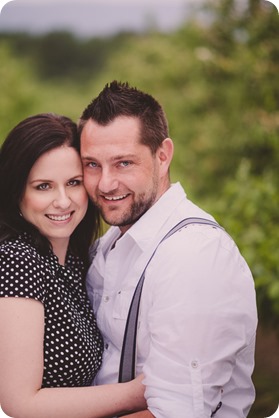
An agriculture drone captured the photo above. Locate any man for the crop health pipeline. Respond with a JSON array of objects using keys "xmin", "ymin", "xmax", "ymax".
[{"xmin": 78, "ymin": 81, "xmax": 258, "ymax": 417}]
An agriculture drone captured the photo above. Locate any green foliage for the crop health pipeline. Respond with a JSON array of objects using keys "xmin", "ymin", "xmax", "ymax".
[
  {"xmin": 0, "ymin": 31, "xmax": 130, "ymax": 82},
  {"xmin": 0, "ymin": 41, "xmax": 40, "ymax": 139},
  {"xmin": 206, "ymin": 160, "xmax": 279, "ymax": 326}
]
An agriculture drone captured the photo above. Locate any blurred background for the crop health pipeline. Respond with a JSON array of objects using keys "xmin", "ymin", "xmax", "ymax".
[{"xmin": 0, "ymin": 0, "xmax": 278, "ymax": 416}]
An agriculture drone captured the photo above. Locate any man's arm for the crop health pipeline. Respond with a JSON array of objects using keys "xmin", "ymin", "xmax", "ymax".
[{"xmin": 140, "ymin": 226, "xmax": 257, "ymax": 416}]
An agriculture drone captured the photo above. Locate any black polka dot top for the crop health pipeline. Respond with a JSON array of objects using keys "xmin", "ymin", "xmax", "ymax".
[{"xmin": 0, "ymin": 233, "xmax": 103, "ymax": 388}]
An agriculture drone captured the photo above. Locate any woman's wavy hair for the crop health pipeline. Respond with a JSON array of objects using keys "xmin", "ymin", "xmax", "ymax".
[{"xmin": 0, "ymin": 113, "xmax": 101, "ymax": 267}]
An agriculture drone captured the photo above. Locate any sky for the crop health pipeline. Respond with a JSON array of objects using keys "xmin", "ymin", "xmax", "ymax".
[
  {"xmin": 0, "ymin": 0, "xmax": 204, "ymax": 38},
  {"xmin": 1, "ymin": 0, "xmax": 277, "ymax": 38}
]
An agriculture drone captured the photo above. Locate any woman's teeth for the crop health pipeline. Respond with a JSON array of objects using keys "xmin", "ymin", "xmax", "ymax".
[{"xmin": 47, "ymin": 213, "xmax": 71, "ymax": 221}]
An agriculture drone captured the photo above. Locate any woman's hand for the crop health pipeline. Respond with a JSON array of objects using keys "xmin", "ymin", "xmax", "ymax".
[
  {"xmin": 123, "ymin": 374, "xmax": 147, "ymax": 413},
  {"xmin": 121, "ymin": 410, "xmax": 154, "ymax": 417}
]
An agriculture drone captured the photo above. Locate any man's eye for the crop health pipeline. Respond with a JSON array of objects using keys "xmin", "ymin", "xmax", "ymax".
[
  {"xmin": 88, "ymin": 162, "xmax": 98, "ymax": 168},
  {"xmin": 119, "ymin": 161, "xmax": 131, "ymax": 167}
]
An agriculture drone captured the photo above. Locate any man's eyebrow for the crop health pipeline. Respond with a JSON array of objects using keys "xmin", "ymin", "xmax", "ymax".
[
  {"xmin": 112, "ymin": 154, "xmax": 137, "ymax": 161},
  {"xmin": 81, "ymin": 155, "xmax": 94, "ymax": 161},
  {"xmin": 81, "ymin": 154, "xmax": 137, "ymax": 162}
]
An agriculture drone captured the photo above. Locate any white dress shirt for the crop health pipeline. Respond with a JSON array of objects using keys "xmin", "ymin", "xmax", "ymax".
[{"xmin": 87, "ymin": 182, "xmax": 257, "ymax": 418}]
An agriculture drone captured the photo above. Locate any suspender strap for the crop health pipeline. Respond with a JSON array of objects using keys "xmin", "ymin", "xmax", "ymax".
[{"xmin": 118, "ymin": 217, "xmax": 223, "ymax": 383}]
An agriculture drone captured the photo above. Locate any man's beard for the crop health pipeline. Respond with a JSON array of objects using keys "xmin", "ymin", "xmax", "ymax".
[
  {"xmin": 112, "ymin": 191, "xmax": 157, "ymax": 228},
  {"xmin": 94, "ymin": 183, "xmax": 158, "ymax": 229},
  {"xmin": 93, "ymin": 168, "xmax": 160, "ymax": 229}
]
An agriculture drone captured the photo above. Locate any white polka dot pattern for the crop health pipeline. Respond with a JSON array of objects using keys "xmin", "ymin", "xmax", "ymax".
[{"xmin": 0, "ymin": 233, "xmax": 103, "ymax": 388}]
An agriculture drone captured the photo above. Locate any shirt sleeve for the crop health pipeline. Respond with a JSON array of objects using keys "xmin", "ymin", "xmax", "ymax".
[
  {"xmin": 141, "ymin": 225, "xmax": 257, "ymax": 418},
  {"xmin": 0, "ymin": 242, "xmax": 46, "ymax": 303}
]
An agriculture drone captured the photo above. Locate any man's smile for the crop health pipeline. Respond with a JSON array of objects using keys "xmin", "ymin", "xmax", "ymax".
[{"xmin": 103, "ymin": 194, "xmax": 129, "ymax": 201}]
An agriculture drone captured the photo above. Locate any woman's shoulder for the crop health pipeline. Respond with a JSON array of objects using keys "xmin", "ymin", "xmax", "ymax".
[
  {"xmin": 0, "ymin": 234, "xmax": 39, "ymax": 259},
  {"xmin": 0, "ymin": 234, "xmax": 47, "ymax": 301}
]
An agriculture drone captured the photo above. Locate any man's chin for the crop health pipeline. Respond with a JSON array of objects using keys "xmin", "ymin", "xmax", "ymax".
[
  {"xmin": 101, "ymin": 213, "xmax": 123, "ymax": 227},
  {"xmin": 100, "ymin": 198, "xmax": 154, "ymax": 228}
]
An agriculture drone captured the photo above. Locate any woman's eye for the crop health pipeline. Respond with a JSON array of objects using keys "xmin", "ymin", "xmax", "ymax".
[
  {"xmin": 68, "ymin": 179, "xmax": 82, "ymax": 186},
  {"xmin": 36, "ymin": 183, "xmax": 49, "ymax": 190}
]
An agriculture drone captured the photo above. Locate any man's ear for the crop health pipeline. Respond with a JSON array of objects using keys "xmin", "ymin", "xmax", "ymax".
[{"xmin": 157, "ymin": 137, "xmax": 174, "ymax": 175}]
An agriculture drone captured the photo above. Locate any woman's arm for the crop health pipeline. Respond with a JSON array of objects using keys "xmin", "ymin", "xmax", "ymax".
[
  {"xmin": 122, "ymin": 411, "xmax": 154, "ymax": 417},
  {"xmin": 0, "ymin": 297, "xmax": 146, "ymax": 418}
]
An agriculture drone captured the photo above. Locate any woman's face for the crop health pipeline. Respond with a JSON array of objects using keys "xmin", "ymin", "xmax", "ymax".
[{"xmin": 20, "ymin": 146, "xmax": 88, "ymax": 251}]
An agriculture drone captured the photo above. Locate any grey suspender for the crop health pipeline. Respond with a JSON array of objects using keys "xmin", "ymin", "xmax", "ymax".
[{"xmin": 118, "ymin": 217, "xmax": 224, "ymax": 383}]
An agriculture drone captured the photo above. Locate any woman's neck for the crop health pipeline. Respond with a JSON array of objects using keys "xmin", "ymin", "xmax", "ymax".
[{"xmin": 50, "ymin": 238, "xmax": 69, "ymax": 265}]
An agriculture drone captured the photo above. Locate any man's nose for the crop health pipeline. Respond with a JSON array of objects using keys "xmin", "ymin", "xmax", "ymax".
[{"xmin": 98, "ymin": 168, "xmax": 119, "ymax": 193}]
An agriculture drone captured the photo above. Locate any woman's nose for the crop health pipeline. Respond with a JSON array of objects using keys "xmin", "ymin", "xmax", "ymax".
[{"xmin": 53, "ymin": 189, "xmax": 71, "ymax": 209}]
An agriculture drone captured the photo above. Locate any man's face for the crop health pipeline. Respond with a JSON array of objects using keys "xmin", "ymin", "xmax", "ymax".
[{"xmin": 80, "ymin": 116, "xmax": 171, "ymax": 233}]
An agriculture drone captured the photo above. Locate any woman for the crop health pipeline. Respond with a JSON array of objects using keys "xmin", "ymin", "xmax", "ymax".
[{"xmin": 0, "ymin": 113, "xmax": 146, "ymax": 418}]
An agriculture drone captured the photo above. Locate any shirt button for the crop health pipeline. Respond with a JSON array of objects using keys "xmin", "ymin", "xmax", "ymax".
[
  {"xmin": 104, "ymin": 295, "xmax": 110, "ymax": 302},
  {"xmin": 105, "ymin": 343, "xmax": 109, "ymax": 349},
  {"xmin": 191, "ymin": 360, "xmax": 199, "ymax": 369}
]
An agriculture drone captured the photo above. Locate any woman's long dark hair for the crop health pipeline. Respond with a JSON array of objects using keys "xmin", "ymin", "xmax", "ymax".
[{"xmin": 0, "ymin": 113, "xmax": 101, "ymax": 268}]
